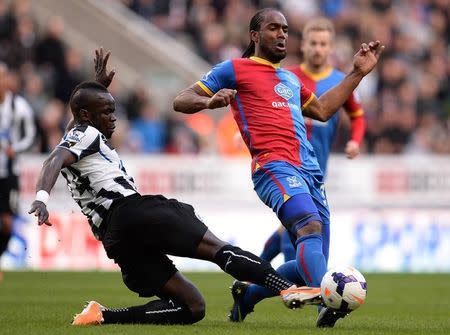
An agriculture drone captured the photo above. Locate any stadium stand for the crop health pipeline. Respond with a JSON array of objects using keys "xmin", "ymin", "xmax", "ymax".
[
  {"xmin": 123, "ymin": 0, "xmax": 450, "ymax": 155},
  {"xmin": 0, "ymin": 0, "xmax": 448, "ymax": 154}
]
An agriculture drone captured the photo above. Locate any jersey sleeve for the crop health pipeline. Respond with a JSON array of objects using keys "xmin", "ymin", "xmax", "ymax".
[
  {"xmin": 57, "ymin": 126, "xmax": 101, "ymax": 161},
  {"xmin": 350, "ymin": 116, "xmax": 366, "ymax": 144},
  {"xmin": 300, "ymin": 84, "xmax": 315, "ymax": 109},
  {"xmin": 344, "ymin": 92, "xmax": 366, "ymax": 144},
  {"xmin": 197, "ymin": 60, "xmax": 236, "ymax": 96},
  {"xmin": 343, "ymin": 92, "xmax": 364, "ymax": 119}
]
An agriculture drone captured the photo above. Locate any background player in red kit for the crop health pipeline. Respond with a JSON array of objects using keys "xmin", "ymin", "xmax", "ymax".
[{"xmin": 173, "ymin": 8, "xmax": 383, "ymax": 327}]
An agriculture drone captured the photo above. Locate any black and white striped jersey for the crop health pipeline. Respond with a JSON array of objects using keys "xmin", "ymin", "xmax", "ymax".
[
  {"xmin": 0, "ymin": 92, "xmax": 36, "ymax": 178},
  {"xmin": 58, "ymin": 124, "xmax": 138, "ymax": 239}
]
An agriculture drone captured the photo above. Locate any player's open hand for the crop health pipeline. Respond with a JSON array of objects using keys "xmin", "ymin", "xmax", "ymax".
[
  {"xmin": 28, "ymin": 201, "xmax": 52, "ymax": 226},
  {"xmin": 353, "ymin": 40, "xmax": 384, "ymax": 77},
  {"xmin": 207, "ymin": 89, "xmax": 237, "ymax": 109},
  {"xmin": 345, "ymin": 140, "xmax": 360, "ymax": 159},
  {"xmin": 94, "ymin": 47, "xmax": 115, "ymax": 88}
]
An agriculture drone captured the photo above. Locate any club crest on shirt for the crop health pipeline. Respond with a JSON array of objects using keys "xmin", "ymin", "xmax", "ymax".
[
  {"xmin": 274, "ymin": 82, "xmax": 293, "ymax": 101},
  {"xmin": 286, "ymin": 175, "xmax": 302, "ymax": 188}
]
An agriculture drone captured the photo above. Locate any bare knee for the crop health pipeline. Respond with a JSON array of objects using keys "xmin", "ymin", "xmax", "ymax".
[
  {"xmin": 297, "ymin": 220, "xmax": 322, "ymax": 237},
  {"xmin": 159, "ymin": 272, "xmax": 206, "ymax": 323},
  {"xmin": 187, "ymin": 296, "xmax": 206, "ymax": 322}
]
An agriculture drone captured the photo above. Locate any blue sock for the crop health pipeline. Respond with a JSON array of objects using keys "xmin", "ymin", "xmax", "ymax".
[
  {"xmin": 242, "ymin": 283, "xmax": 271, "ymax": 309},
  {"xmin": 277, "ymin": 260, "xmax": 306, "ymax": 285},
  {"xmin": 321, "ymin": 224, "xmax": 330, "ymax": 264},
  {"xmin": 242, "ymin": 260, "xmax": 307, "ymax": 308},
  {"xmin": 260, "ymin": 230, "xmax": 281, "ymax": 262},
  {"xmin": 281, "ymin": 230, "xmax": 296, "ymax": 262},
  {"xmin": 295, "ymin": 234, "xmax": 327, "ymax": 287}
]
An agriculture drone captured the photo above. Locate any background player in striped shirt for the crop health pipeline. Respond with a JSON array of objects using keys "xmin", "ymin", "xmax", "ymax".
[
  {"xmin": 0, "ymin": 62, "xmax": 35, "ymax": 280},
  {"xmin": 260, "ymin": 17, "xmax": 367, "ymax": 269},
  {"xmin": 28, "ymin": 49, "xmax": 316, "ymax": 326},
  {"xmin": 173, "ymin": 8, "xmax": 383, "ymax": 327}
]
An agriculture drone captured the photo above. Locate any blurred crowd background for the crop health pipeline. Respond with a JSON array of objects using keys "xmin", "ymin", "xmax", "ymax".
[{"xmin": 1, "ymin": 0, "xmax": 449, "ymax": 155}]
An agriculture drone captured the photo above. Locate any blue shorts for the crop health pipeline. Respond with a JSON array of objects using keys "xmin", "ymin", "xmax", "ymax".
[{"xmin": 252, "ymin": 161, "xmax": 330, "ymax": 226}]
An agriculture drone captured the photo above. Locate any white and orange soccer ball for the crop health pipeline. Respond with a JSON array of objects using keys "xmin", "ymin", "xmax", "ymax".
[{"xmin": 320, "ymin": 266, "xmax": 367, "ymax": 312}]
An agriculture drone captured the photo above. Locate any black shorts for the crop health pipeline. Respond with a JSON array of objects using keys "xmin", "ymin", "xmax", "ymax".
[
  {"xmin": 102, "ymin": 194, "xmax": 208, "ymax": 297},
  {"xmin": 0, "ymin": 175, "xmax": 19, "ymax": 214}
]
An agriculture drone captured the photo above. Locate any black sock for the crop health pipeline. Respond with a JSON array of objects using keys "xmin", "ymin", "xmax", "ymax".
[
  {"xmin": 213, "ymin": 244, "xmax": 293, "ymax": 293},
  {"xmin": 102, "ymin": 299, "xmax": 196, "ymax": 324},
  {"xmin": 0, "ymin": 231, "xmax": 12, "ymax": 256}
]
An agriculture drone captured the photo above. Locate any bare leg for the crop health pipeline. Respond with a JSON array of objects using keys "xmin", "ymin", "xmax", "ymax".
[{"xmin": 195, "ymin": 230, "xmax": 227, "ymax": 261}]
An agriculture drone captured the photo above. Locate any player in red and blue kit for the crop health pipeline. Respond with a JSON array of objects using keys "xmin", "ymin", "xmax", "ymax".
[
  {"xmin": 173, "ymin": 8, "xmax": 383, "ymax": 327},
  {"xmin": 260, "ymin": 18, "xmax": 366, "ymax": 267}
]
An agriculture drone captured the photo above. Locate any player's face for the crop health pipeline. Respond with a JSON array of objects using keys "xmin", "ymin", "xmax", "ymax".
[
  {"xmin": 256, "ymin": 11, "xmax": 288, "ymax": 63},
  {"xmin": 88, "ymin": 92, "xmax": 117, "ymax": 139},
  {"xmin": 301, "ymin": 30, "xmax": 333, "ymax": 68}
]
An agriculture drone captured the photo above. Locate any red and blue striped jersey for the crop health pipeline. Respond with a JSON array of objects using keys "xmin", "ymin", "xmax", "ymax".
[
  {"xmin": 198, "ymin": 57, "xmax": 321, "ymax": 174},
  {"xmin": 286, "ymin": 64, "xmax": 365, "ymax": 175}
]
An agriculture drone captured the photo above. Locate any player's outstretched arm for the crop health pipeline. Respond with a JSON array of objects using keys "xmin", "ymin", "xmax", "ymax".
[
  {"xmin": 28, "ymin": 148, "xmax": 76, "ymax": 226},
  {"xmin": 303, "ymin": 41, "xmax": 384, "ymax": 122},
  {"xmin": 173, "ymin": 84, "xmax": 236, "ymax": 114}
]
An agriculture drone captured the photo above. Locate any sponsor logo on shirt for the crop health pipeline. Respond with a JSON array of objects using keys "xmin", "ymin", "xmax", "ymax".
[
  {"xmin": 271, "ymin": 101, "xmax": 299, "ymax": 110},
  {"xmin": 274, "ymin": 82, "xmax": 293, "ymax": 100},
  {"xmin": 272, "ymin": 101, "xmax": 300, "ymax": 110}
]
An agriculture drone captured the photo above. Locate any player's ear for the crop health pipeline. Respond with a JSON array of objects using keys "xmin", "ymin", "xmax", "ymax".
[
  {"xmin": 79, "ymin": 108, "xmax": 90, "ymax": 122},
  {"xmin": 250, "ymin": 30, "xmax": 259, "ymax": 43}
]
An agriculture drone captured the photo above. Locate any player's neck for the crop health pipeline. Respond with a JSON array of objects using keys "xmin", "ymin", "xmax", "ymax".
[
  {"xmin": 0, "ymin": 91, "xmax": 6, "ymax": 103},
  {"xmin": 252, "ymin": 49, "xmax": 282, "ymax": 67},
  {"xmin": 303, "ymin": 62, "xmax": 329, "ymax": 74},
  {"xmin": 250, "ymin": 56, "xmax": 281, "ymax": 68},
  {"xmin": 74, "ymin": 120, "xmax": 91, "ymax": 128},
  {"xmin": 300, "ymin": 63, "xmax": 333, "ymax": 80}
]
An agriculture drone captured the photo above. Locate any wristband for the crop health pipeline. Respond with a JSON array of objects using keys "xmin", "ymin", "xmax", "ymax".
[{"xmin": 35, "ymin": 190, "xmax": 50, "ymax": 205}]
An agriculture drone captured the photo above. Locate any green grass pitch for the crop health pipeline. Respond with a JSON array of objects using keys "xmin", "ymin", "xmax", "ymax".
[{"xmin": 1, "ymin": 272, "xmax": 449, "ymax": 335}]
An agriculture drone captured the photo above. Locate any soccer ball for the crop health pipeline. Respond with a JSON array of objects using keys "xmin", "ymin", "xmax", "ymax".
[{"xmin": 320, "ymin": 266, "xmax": 367, "ymax": 312}]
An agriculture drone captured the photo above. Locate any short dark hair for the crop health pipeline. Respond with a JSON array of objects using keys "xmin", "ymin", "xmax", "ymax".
[
  {"xmin": 69, "ymin": 81, "xmax": 108, "ymax": 116},
  {"xmin": 242, "ymin": 8, "xmax": 280, "ymax": 58}
]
